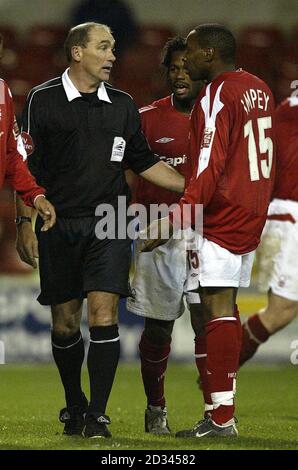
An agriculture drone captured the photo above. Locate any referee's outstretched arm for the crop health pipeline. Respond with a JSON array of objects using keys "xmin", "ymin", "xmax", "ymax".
[{"xmin": 139, "ymin": 160, "xmax": 185, "ymax": 194}]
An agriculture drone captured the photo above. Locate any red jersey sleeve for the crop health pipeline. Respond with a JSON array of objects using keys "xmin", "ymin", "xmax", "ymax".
[{"xmin": 4, "ymin": 83, "xmax": 45, "ymax": 206}]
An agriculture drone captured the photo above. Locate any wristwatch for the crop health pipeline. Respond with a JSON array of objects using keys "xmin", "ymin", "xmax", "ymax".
[{"xmin": 15, "ymin": 216, "xmax": 32, "ymax": 225}]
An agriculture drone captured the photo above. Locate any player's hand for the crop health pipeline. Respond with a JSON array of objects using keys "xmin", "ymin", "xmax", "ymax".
[
  {"xmin": 140, "ymin": 217, "xmax": 173, "ymax": 252},
  {"xmin": 16, "ymin": 222, "xmax": 39, "ymax": 268},
  {"xmin": 34, "ymin": 196, "xmax": 56, "ymax": 231}
]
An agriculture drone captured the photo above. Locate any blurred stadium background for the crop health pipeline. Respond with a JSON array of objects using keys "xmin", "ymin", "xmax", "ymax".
[{"xmin": 0, "ymin": 0, "xmax": 297, "ymax": 366}]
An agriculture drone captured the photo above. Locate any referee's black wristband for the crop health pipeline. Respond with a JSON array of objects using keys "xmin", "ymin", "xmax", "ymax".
[{"xmin": 15, "ymin": 216, "xmax": 32, "ymax": 226}]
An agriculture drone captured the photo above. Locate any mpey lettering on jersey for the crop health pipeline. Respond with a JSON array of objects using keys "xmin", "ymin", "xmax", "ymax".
[
  {"xmin": 241, "ymin": 89, "xmax": 270, "ymax": 115},
  {"xmin": 159, "ymin": 155, "xmax": 187, "ymax": 167}
]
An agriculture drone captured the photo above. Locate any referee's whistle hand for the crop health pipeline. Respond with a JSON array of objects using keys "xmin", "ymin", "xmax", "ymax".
[{"xmin": 34, "ymin": 196, "xmax": 56, "ymax": 231}]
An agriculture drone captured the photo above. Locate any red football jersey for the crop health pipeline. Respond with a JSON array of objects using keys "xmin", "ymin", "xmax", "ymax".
[
  {"xmin": 273, "ymin": 97, "xmax": 298, "ymax": 202},
  {"xmin": 133, "ymin": 95, "xmax": 191, "ymax": 209},
  {"xmin": 171, "ymin": 70, "xmax": 276, "ymax": 254},
  {"xmin": 0, "ymin": 79, "xmax": 45, "ymax": 205}
]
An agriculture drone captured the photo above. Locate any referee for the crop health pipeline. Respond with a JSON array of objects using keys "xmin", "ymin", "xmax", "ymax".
[{"xmin": 16, "ymin": 22, "xmax": 184, "ymax": 439}]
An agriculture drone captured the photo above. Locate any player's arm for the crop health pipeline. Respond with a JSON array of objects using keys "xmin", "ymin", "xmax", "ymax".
[
  {"xmin": 14, "ymin": 87, "xmax": 55, "ymax": 267},
  {"xmin": 4, "ymin": 84, "xmax": 43, "ymax": 203},
  {"xmin": 16, "ymin": 196, "xmax": 38, "ymax": 268},
  {"xmin": 14, "ymin": 94, "xmax": 38, "ymax": 268},
  {"xmin": 16, "ymin": 194, "xmax": 55, "ymax": 268}
]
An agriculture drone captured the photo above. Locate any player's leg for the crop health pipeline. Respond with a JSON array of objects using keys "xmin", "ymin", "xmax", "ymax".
[
  {"xmin": 240, "ymin": 214, "xmax": 298, "ymax": 366},
  {"xmin": 240, "ymin": 291, "xmax": 298, "ymax": 366},
  {"xmin": 51, "ymin": 299, "xmax": 86, "ymax": 435},
  {"xmin": 177, "ymin": 286, "xmax": 239, "ymax": 438},
  {"xmin": 127, "ymin": 237, "xmax": 186, "ymax": 434},
  {"xmin": 141, "ymin": 317, "xmax": 174, "ymax": 408},
  {"xmin": 140, "ymin": 317, "xmax": 174, "ymax": 434},
  {"xmin": 190, "ymin": 302, "xmax": 213, "ymax": 416},
  {"xmin": 176, "ymin": 240, "xmax": 254, "ymax": 438},
  {"xmin": 186, "ymin": 242, "xmax": 243, "ymax": 382},
  {"xmin": 191, "ymin": 300, "xmax": 242, "ymax": 413},
  {"xmin": 260, "ymin": 293, "xmax": 298, "ymax": 332},
  {"xmin": 202, "ymin": 286, "xmax": 239, "ymax": 424}
]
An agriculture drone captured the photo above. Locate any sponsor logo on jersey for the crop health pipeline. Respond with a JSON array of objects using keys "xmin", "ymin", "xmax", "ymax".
[
  {"xmin": 21, "ymin": 131, "xmax": 35, "ymax": 156},
  {"xmin": 159, "ymin": 155, "xmax": 187, "ymax": 167},
  {"xmin": 201, "ymin": 127, "xmax": 215, "ymax": 149},
  {"xmin": 155, "ymin": 137, "xmax": 175, "ymax": 143}
]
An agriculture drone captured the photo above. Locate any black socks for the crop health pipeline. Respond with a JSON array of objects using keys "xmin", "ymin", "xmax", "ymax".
[
  {"xmin": 87, "ymin": 325, "xmax": 120, "ymax": 414},
  {"xmin": 51, "ymin": 329, "xmax": 85, "ymax": 408}
]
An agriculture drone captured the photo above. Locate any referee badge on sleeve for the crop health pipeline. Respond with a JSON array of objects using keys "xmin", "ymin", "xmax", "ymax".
[{"xmin": 110, "ymin": 136, "xmax": 126, "ymax": 162}]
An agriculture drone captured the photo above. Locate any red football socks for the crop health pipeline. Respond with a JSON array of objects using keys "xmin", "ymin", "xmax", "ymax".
[
  {"xmin": 234, "ymin": 304, "xmax": 242, "ymax": 354},
  {"xmin": 194, "ymin": 335, "xmax": 213, "ymax": 415},
  {"xmin": 139, "ymin": 332, "xmax": 171, "ymax": 408},
  {"xmin": 239, "ymin": 313, "xmax": 270, "ymax": 366},
  {"xmin": 205, "ymin": 317, "xmax": 239, "ymax": 425}
]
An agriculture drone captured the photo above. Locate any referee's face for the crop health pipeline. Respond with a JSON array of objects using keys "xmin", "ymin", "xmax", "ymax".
[{"xmin": 80, "ymin": 26, "xmax": 116, "ymax": 83}]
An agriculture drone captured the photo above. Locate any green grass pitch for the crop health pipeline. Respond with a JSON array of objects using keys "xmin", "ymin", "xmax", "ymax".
[{"xmin": 0, "ymin": 363, "xmax": 297, "ymax": 450}]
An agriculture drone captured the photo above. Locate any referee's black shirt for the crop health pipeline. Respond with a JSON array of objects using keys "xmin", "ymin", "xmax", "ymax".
[{"xmin": 21, "ymin": 69, "xmax": 159, "ymax": 217}]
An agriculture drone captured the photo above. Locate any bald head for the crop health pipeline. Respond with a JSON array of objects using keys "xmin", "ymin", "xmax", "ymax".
[
  {"xmin": 64, "ymin": 22, "xmax": 112, "ymax": 63},
  {"xmin": 192, "ymin": 24, "xmax": 236, "ymax": 64}
]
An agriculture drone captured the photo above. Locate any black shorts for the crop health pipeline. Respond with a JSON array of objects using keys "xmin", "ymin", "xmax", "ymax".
[{"xmin": 35, "ymin": 216, "xmax": 132, "ymax": 306}]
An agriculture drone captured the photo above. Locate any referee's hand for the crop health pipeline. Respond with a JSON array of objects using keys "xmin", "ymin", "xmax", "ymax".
[{"xmin": 34, "ymin": 196, "xmax": 56, "ymax": 231}]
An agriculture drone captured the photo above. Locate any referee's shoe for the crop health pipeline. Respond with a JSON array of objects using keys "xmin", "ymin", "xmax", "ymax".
[
  {"xmin": 83, "ymin": 412, "xmax": 112, "ymax": 438},
  {"xmin": 59, "ymin": 393, "xmax": 88, "ymax": 435}
]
